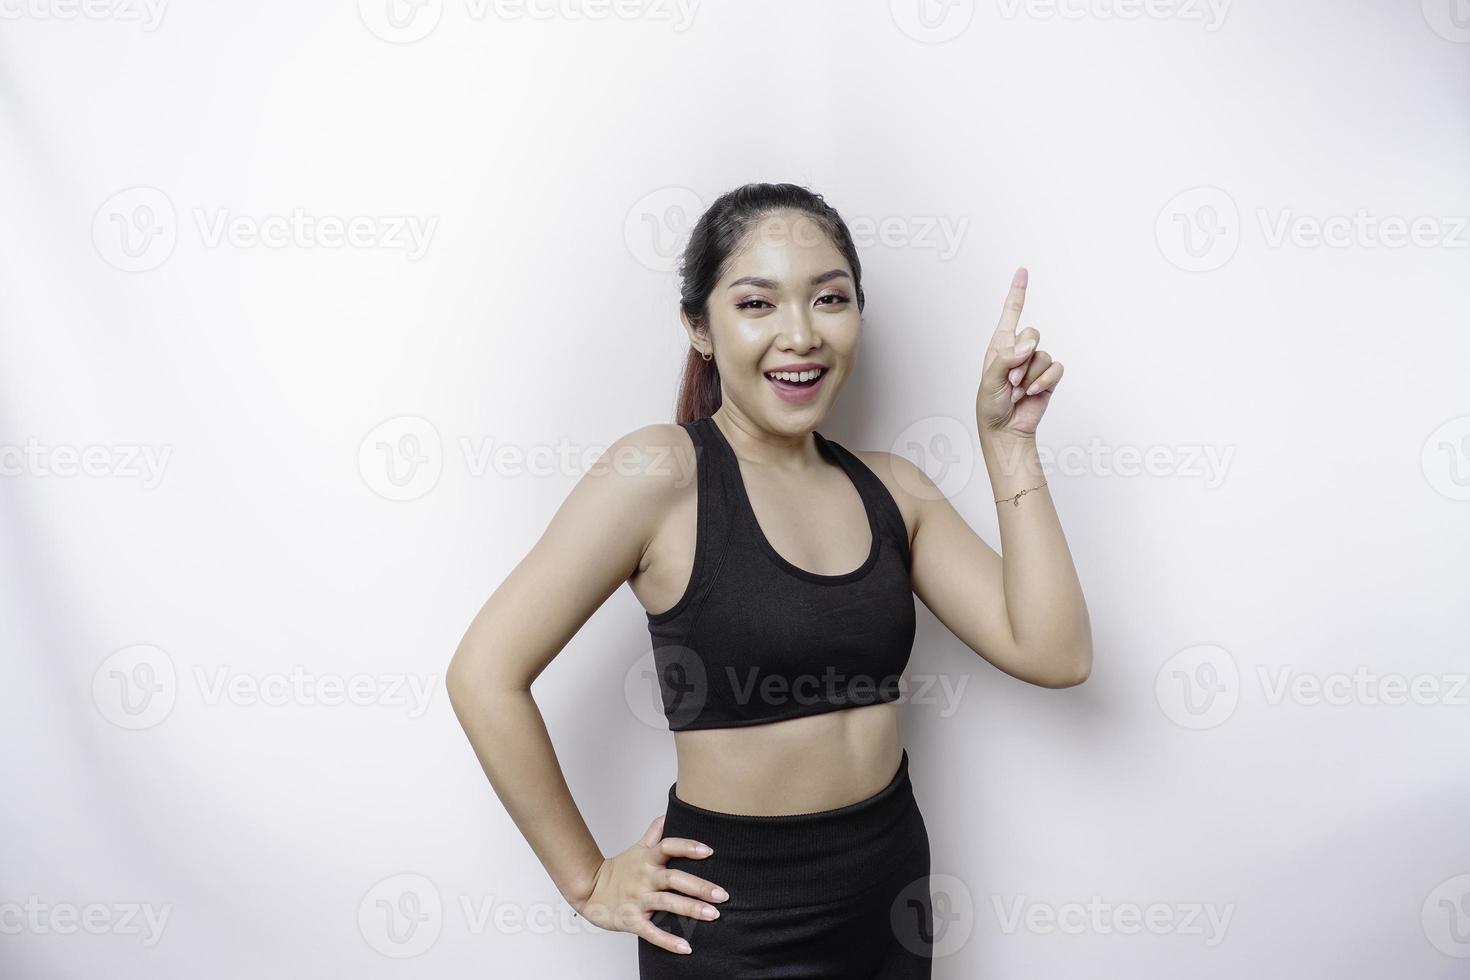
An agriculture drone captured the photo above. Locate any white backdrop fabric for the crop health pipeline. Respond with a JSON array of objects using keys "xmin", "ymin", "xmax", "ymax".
[{"xmin": 3, "ymin": 1, "xmax": 1468, "ymax": 976}]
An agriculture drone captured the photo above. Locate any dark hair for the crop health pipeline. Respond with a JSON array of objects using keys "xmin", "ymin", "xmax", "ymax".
[{"xmin": 673, "ymin": 182, "xmax": 866, "ymax": 423}]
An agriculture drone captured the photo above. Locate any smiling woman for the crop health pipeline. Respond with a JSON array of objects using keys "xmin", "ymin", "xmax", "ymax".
[{"xmin": 446, "ymin": 182, "xmax": 1092, "ymax": 979}]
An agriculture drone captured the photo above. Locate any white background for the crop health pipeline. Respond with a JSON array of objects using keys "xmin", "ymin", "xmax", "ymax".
[{"xmin": 3, "ymin": 0, "xmax": 1468, "ymax": 976}]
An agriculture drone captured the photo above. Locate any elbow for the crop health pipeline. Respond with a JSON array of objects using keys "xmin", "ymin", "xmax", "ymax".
[
  {"xmin": 445, "ymin": 642, "xmax": 530, "ymax": 715},
  {"xmin": 1034, "ymin": 644, "xmax": 1092, "ymax": 689},
  {"xmin": 445, "ymin": 643, "xmax": 492, "ymax": 715}
]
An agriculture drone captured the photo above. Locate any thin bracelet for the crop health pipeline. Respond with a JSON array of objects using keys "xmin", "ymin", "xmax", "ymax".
[{"xmin": 996, "ymin": 481, "xmax": 1047, "ymax": 507}]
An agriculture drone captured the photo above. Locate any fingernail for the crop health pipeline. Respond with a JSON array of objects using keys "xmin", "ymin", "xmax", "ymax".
[
  {"xmin": 1008, "ymin": 367, "xmax": 1022, "ymax": 385},
  {"xmin": 677, "ymin": 941, "xmax": 691, "ymax": 954},
  {"xmin": 711, "ymin": 887, "xmax": 728, "ymax": 901},
  {"xmin": 695, "ymin": 844, "xmax": 711, "ymax": 855},
  {"xmin": 1013, "ymin": 267, "xmax": 1028, "ymax": 287},
  {"xmin": 1011, "ymin": 387, "xmax": 1024, "ymax": 403},
  {"xmin": 702, "ymin": 906, "xmax": 719, "ymax": 919},
  {"xmin": 1014, "ymin": 342, "xmax": 1034, "ymax": 356},
  {"xmin": 1027, "ymin": 382, "xmax": 1040, "ymax": 395}
]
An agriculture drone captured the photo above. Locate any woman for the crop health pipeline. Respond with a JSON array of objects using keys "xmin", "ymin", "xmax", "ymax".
[{"xmin": 446, "ymin": 182, "xmax": 1092, "ymax": 978}]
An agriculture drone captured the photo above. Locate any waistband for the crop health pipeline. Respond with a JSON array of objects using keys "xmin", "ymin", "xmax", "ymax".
[{"xmin": 661, "ymin": 749, "xmax": 920, "ymax": 909}]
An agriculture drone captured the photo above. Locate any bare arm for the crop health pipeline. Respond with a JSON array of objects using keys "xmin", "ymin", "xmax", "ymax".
[
  {"xmin": 881, "ymin": 268, "xmax": 1092, "ymax": 688},
  {"xmin": 445, "ymin": 423, "xmax": 722, "ymax": 953},
  {"xmin": 892, "ymin": 437, "xmax": 1091, "ymax": 688}
]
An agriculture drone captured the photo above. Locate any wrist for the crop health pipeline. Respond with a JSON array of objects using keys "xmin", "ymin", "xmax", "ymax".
[{"xmin": 561, "ymin": 857, "xmax": 606, "ymax": 910}]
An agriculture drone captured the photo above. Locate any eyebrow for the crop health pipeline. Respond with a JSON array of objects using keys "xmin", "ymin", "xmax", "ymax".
[{"xmin": 726, "ymin": 269, "xmax": 851, "ymax": 291}]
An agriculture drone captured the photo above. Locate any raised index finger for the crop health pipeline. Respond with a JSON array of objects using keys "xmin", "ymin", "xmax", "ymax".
[{"xmin": 992, "ymin": 266, "xmax": 1028, "ymax": 348}]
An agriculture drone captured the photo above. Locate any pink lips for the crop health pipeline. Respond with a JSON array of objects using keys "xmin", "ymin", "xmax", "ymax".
[{"xmin": 765, "ymin": 368, "xmax": 828, "ymax": 405}]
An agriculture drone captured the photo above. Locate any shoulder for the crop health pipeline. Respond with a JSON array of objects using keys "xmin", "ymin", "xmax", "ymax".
[
  {"xmin": 844, "ymin": 446, "xmax": 940, "ymax": 541},
  {"xmin": 582, "ymin": 421, "xmax": 698, "ymax": 505}
]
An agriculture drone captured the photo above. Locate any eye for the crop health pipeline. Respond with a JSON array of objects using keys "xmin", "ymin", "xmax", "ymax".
[
  {"xmin": 816, "ymin": 293, "xmax": 849, "ymax": 306},
  {"xmin": 735, "ymin": 298, "xmax": 773, "ymax": 310}
]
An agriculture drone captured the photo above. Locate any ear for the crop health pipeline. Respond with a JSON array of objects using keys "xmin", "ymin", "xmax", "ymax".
[{"xmin": 679, "ymin": 307, "xmax": 709, "ymax": 352}]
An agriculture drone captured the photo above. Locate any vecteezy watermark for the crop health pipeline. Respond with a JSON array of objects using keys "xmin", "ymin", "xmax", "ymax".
[
  {"xmin": 730, "ymin": 207, "xmax": 972, "ymax": 262},
  {"xmin": 1257, "ymin": 666, "xmax": 1470, "ymax": 708},
  {"xmin": 0, "ymin": 897, "xmax": 173, "ymax": 946},
  {"xmin": 1422, "ymin": 0, "xmax": 1470, "ymax": 44},
  {"xmin": 92, "ymin": 644, "xmax": 179, "ymax": 730},
  {"xmin": 623, "ymin": 647, "xmax": 971, "ymax": 731},
  {"xmin": 359, "ymin": 416, "xmax": 444, "ymax": 502},
  {"xmin": 991, "ymin": 895, "xmax": 1234, "ymax": 946},
  {"xmin": 0, "ymin": 438, "xmax": 172, "ymax": 489},
  {"xmin": 192, "ymin": 665, "xmax": 436, "ymax": 717},
  {"xmin": 357, "ymin": 416, "xmax": 699, "ymax": 502},
  {"xmin": 891, "ymin": 873, "xmax": 975, "ymax": 958},
  {"xmin": 889, "ymin": 415, "xmax": 1237, "ymax": 498},
  {"xmin": 1155, "ymin": 643, "xmax": 1240, "ymax": 730},
  {"xmin": 92, "ymin": 186, "xmax": 437, "ymax": 272},
  {"xmin": 999, "ymin": 437, "xmax": 1234, "ymax": 489},
  {"xmin": 1421, "ymin": 415, "xmax": 1470, "ymax": 502},
  {"xmin": 1155, "ymin": 187, "xmax": 1240, "ymax": 272},
  {"xmin": 624, "ymin": 186, "xmax": 705, "ymax": 274},
  {"xmin": 622, "ymin": 187, "xmax": 972, "ymax": 273},
  {"xmin": 358, "ymin": 0, "xmax": 699, "ymax": 44},
  {"xmin": 995, "ymin": 0, "xmax": 1231, "ymax": 30},
  {"xmin": 358, "ymin": 872, "xmax": 607, "ymax": 957},
  {"xmin": 889, "ymin": 0, "xmax": 975, "ymax": 44},
  {"xmin": 0, "ymin": 0, "xmax": 168, "ymax": 30},
  {"xmin": 360, "ymin": 874, "xmax": 443, "ymax": 958},
  {"xmin": 91, "ymin": 644, "xmax": 437, "ymax": 729},
  {"xmin": 1423, "ymin": 873, "xmax": 1470, "ymax": 958},
  {"xmin": 1156, "ymin": 643, "xmax": 1470, "ymax": 730},
  {"xmin": 1157, "ymin": 186, "xmax": 1470, "ymax": 272}
]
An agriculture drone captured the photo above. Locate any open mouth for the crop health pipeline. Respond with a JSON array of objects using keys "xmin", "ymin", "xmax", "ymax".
[
  {"xmin": 764, "ymin": 367, "xmax": 826, "ymax": 388},
  {"xmin": 764, "ymin": 366, "xmax": 828, "ymax": 403}
]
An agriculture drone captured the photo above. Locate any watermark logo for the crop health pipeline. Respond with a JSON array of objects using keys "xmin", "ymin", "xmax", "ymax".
[
  {"xmin": 92, "ymin": 644, "xmax": 178, "ymax": 730},
  {"xmin": 359, "ymin": 873, "xmax": 443, "ymax": 957},
  {"xmin": 1155, "ymin": 643, "xmax": 1239, "ymax": 730},
  {"xmin": 1423, "ymin": 873, "xmax": 1470, "ymax": 957},
  {"xmin": 891, "ymin": 872, "xmax": 974, "ymax": 958},
  {"xmin": 93, "ymin": 186, "xmax": 177, "ymax": 273},
  {"xmin": 0, "ymin": 897, "xmax": 172, "ymax": 946},
  {"xmin": 1422, "ymin": 0, "xmax": 1470, "ymax": 43},
  {"xmin": 625, "ymin": 186, "xmax": 704, "ymax": 273},
  {"xmin": 361, "ymin": 0, "xmax": 698, "ymax": 43},
  {"xmin": 92, "ymin": 645, "xmax": 436, "ymax": 726},
  {"xmin": 358, "ymin": 0, "xmax": 444, "ymax": 42},
  {"xmin": 992, "ymin": 894, "xmax": 1234, "ymax": 946},
  {"xmin": 1421, "ymin": 416, "xmax": 1470, "ymax": 501},
  {"xmin": 890, "ymin": 414, "xmax": 1236, "ymax": 495},
  {"xmin": 1256, "ymin": 208, "xmax": 1469, "ymax": 251},
  {"xmin": 626, "ymin": 645, "xmax": 708, "ymax": 730},
  {"xmin": 1155, "ymin": 187, "xmax": 1239, "ymax": 272},
  {"xmin": 193, "ymin": 665, "xmax": 436, "ymax": 718},
  {"xmin": 890, "ymin": 0, "xmax": 974, "ymax": 43},
  {"xmin": 359, "ymin": 416, "xmax": 444, "ymax": 502},
  {"xmin": 892, "ymin": 415, "xmax": 978, "ymax": 501},
  {"xmin": 1158, "ymin": 186, "xmax": 1470, "ymax": 271},
  {"xmin": 994, "ymin": 0, "xmax": 1231, "ymax": 31},
  {"xmin": 92, "ymin": 187, "xmax": 437, "ymax": 271},
  {"xmin": 0, "ymin": 0, "xmax": 168, "ymax": 30},
  {"xmin": 1257, "ymin": 666, "xmax": 1470, "ymax": 708},
  {"xmin": 0, "ymin": 439, "xmax": 172, "ymax": 489}
]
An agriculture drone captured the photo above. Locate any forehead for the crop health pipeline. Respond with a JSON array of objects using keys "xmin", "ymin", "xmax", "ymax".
[{"xmin": 723, "ymin": 210, "xmax": 847, "ymax": 278}]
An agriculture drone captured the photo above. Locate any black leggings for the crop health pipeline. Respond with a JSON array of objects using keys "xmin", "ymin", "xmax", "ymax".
[{"xmin": 638, "ymin": 749, "xmax": 933, "ymax": 979}]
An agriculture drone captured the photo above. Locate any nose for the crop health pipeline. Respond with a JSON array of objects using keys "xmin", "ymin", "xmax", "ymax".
[{"xmin": 778, "ymin": 305, "xmax": 819, "ymax": 352}]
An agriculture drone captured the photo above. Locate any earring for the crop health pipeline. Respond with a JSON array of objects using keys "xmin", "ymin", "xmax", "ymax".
[{"xmin": 699, "ymin": 349, "xmax": 712, "ymax": 362}]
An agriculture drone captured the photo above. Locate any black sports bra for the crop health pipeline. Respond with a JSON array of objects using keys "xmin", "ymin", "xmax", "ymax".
[{"xmin": 645, "ymin": 416, "xmax": 917, "ymax": 731}]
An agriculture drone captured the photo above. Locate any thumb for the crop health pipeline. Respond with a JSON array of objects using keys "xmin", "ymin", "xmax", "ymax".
[
  {"xmin": 982, "ymin": 334, "xmax": 1037, "ymax": 389},
  {"xmin": 640, "ymin": 814, "xmax": 666, "ymax": 847}
]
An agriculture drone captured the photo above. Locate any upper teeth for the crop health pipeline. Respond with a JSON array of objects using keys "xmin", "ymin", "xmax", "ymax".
[{"xmin": 766, "ymin": 368, "xmax": 825, "ymax": 382}]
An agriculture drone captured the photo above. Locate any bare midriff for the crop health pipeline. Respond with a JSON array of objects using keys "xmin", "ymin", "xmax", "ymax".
[{"xmin": 669, "ymin": 701, "xmax": 904, "ymax": 816}]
